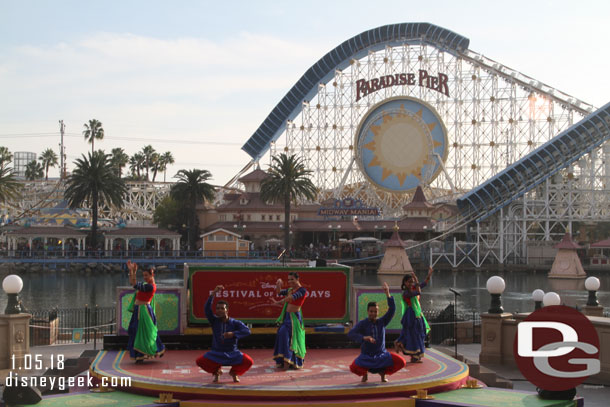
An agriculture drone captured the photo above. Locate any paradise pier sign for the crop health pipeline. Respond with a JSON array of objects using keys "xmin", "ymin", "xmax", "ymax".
[{"xmin": 356, "ymin": 70, "xmax": 449, "ymax": 102}]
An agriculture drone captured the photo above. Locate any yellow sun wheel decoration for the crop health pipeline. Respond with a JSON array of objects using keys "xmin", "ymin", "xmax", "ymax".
[{"xmin": 355, "ymin": 97, "xmax": 448, "ymax": 192}]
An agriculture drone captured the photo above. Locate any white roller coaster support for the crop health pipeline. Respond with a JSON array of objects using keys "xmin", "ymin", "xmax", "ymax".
[
  {"xmin": 335, "ymin": 157, "xmax": 355, "ymax": 199},
  {"xmin": 433, "ymin": 152, "xmax": 456, "ymax": 194}
]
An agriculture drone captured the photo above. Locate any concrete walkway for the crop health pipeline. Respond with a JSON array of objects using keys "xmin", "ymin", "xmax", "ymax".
[{"xmin": 440, "ymin": 343, "xmax": 610, "ymax": 407}]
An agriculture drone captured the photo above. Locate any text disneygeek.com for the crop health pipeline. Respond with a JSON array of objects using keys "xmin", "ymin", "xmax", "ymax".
[{"xmin": 5, "ymin": 371, "xmax": 132, "ymax": 391}]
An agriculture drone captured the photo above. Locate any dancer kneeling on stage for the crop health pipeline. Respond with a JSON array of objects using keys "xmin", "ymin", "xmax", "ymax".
[
  {"xmin": 272, "ymin": 272, "xmax": 308, "ymax": 369},
  {"xmin": 196, "ymin": 285, "xmax": 253, "ymax": 383},
  {"xmin": 348, "ymin": 282, "xmax": 405, "ymax": 382},
  {"xmin": 127, "ymin": 261, "xmax": 165, "ymax": 363}
]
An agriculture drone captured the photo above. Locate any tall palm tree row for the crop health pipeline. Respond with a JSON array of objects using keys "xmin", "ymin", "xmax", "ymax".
[
  {"xmin": 83, "ymin": 119, "xmax": 104, "ymax": 155},
  {"xmin": 141, "ymin": 145, "xmax": 157, "ymax": 181},
  {"xmin": 110, "ymin": 148, "xmax": 130, "ymax": 178},
  {"xmin": 260, "ymin": 153, "xmax": 318, "ymax": 251},
  {"xmin": 125, "ymin": 147, "xmax": 174, "ymax": 181},
  {"xmin": 0, "ymin": 147, "xmax": 13, "ymax": 170},
  {"xmin": 159, "ymin": 151, "xmax": 175, "ymax": 182},
  {"xmin": 25, "ymin": 160, "xmax": 44, "ymax": 181},
  {"xmin": 0, "ymin": 166, "xmax": 21, "ymax": 203},
  {"xmin": 39, "ymin": 148, "xmax": 58, "ymax": 181},
  {"xmin": 64, "ymin": 151, "xmax": 127, "ymax": 250},
  {"xmin": 170, "ymin": 169, "xmax": 215, "ymax": 251},
  {"xmin": 129, "ymin": 153, "xmax": 146, "ymax": 179}
]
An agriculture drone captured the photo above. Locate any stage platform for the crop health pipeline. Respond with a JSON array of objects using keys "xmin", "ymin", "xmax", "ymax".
[{"xmin": 90, "ymin": 348, "xmax": 468, "ymax": 406}]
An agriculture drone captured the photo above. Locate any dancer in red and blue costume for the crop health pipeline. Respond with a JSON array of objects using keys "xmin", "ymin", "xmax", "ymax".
[
  {"xmin": 196, "ymin": 285, "xmax": 253, "ymax": 383},
  {"xmin": 126, "ymin": 261, "xmax": 165, "ymax": 362},
  {"xmin": 395, "ymin": 267, "xmax": 433, "ymax": 363},
  {"xmin": 272, "ymin": 272, "xmax": 308, "ymax": 369},
  {"xmin": 348, "ymin": 282, "xmax": 405, "ymax": 382}
]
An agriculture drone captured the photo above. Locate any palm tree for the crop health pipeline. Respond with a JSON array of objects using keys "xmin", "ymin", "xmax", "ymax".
[
  {"xmin": 110, "ymin": 148, "xmax": 130, "ymax": 178},
  {"xmin": 39, "ymin": 148, "xmax": 59, "ymax": 181},
  {"xmin": 82, "ymin": 119, "xmax": 104, "ymax": 155},
  {"xmin": 25, "ymin": 160, "xmax": 44, "ymax": 181},
  {"xmin": 171, "ymin": 169, "xmax": 215, "ymax": 250},
  {"xmin": 158, "ymin": 151, "xmax": 175, "ymax": 182},
  {"xmin": 129, "ymin": 153, "xmax": 145, "ymax": 178},
  {"xmin": 150, "ymin": 152, "xmax": 161, "ymax": 182},
  {"xmin": 0, "ymin": 166, "xmax": 21, "ymax": 203},
  {"xmin": 141, "ymin": 145, "xmax": 157, "ymax": 181},
  {"xmin": 0, "ymin": 147, "xmax": 13, "ymax": 170},
  {"xmin": 260, "ymin": 154, "xmax": 318, "ymax": 251},
  {"xmin": 65, "ymin": 151, "xmax": 127, "ymax": 250}
]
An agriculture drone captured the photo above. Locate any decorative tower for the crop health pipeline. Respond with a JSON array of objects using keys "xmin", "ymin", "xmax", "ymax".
[
  {"xmin": 378, "ymin": 222, "xmax": 414, "ymax": 275},
  {"xmin": 548, "ymin": 233, "xmax": 586, "ymax": 279}
]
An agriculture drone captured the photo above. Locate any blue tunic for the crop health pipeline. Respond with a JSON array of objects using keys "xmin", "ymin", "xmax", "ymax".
[
  {"xmin": 396, "ymin": 282, "xmax": 427, "ymax": 356},
  {"xmin": 203, "ymin": 295, "xmax": 251, "ymax": 365},
  {"xmin": 348, "ymin": 296, "xmax": 395, "ymax": 372}
]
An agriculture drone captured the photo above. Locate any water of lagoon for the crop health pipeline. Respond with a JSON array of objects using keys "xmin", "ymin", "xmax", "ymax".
[{"xmin": 1, "ymin": 268, "xmax": 608, "ymax": 316}]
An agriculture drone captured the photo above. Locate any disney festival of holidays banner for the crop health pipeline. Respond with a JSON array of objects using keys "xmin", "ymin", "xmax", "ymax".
[{"xmin": 187, "ymin": 266, "xmax": 351, "ymax": 324}]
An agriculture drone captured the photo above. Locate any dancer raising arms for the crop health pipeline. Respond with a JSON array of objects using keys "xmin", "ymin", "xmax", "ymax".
[
  {"xmin": 348, "ymin": 282, "xmax": 406, "ymax": 382},
  {"xmin": 196, "ymin": 285, "xmax": 253, "ymax": 383},
  {"xmin": 395, "ymin": 266, "xmax": 433, "ymax": 363},
  {"xmin": 126, "ymin": 261, "xmax": 165, "ymax": 362},
  {"xmin": 272, "ymin": 272, "xmax": 308, "ymax": 369}
]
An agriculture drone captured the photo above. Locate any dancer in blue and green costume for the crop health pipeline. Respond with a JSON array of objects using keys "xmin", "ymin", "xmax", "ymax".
[
  {"xmin": 126, "ymin": 260, "xmax": 165, "ymax": 363},
  {"xmin": 395, "ymin": 266, "xmax": 433, "ymax": 363},
  {"xmin": 272, "ymin": 272, "xmax": 308, "ymax": 369}
]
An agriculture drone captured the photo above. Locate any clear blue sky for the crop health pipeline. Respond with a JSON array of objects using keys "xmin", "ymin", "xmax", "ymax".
[{"xmin": 1, "ymin": 0, "xmax": 608, "ymax": 184}]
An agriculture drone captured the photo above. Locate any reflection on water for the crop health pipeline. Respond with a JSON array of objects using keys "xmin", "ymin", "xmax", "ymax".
[
  {"xmin": 0, "ymin": 270, "xmax": 185, "ymax": 311},
  {"xmin": 0, "ymin": 268, "xmax": 607, "ymax": 314},
  {"xmin": 352, "ymin": 269, "xmax": 609, "ymax": 314}
]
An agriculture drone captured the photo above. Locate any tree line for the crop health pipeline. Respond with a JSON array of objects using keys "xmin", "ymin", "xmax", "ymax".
[
  {"xmin": 0, "ymin": 119, "xmax": 209, "ymax": 251},
  {"xmin": 4, "ymin": 119, "xmax": 175, "ymax": 182},
  {"xmin": 1, "ymin": 118, "xmax": 317, "ymax": 254}
]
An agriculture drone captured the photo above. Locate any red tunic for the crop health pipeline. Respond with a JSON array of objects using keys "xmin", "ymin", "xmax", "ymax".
[
  {"xmin": 135, "ymin": 282, "xmax": 156, "ymax": 303},
  {"xmin": 289, "ymin": 287, "xmax": 308, "ymax": 307}
]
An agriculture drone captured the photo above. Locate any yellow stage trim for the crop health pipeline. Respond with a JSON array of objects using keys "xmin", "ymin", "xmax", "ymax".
[
  {"xmin": 180, "ymin": 399, "xmax": 415, "ymax": 407},
  {"xmin": 90, "ymin": 349, "xmax": 468, "ymax": 399}
]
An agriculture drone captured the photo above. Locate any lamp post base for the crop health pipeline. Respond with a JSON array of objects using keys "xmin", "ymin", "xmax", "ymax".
[
  {"xmin": 4, "ymin": 293, "xmax": 23, "ymax": 315},
  {"xmin": 586, "ymin": 290, "xmax": 599, "ymax": 307},
  {"xmin": 488, "ymin": 293, "xmax": 504, "ymax": 314}
]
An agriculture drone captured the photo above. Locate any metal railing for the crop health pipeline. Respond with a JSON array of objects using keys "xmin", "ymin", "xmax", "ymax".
[
  {"xmin": 1, "ymin": 249, "xmax": 283, "ymax": 261},
  {"xmin": 423, "ymin": 309, "xmax": 481, "ymax": 345},
  {"xmin": 29, "ymin": 305, "xmax": 115, "ymax": 347}
]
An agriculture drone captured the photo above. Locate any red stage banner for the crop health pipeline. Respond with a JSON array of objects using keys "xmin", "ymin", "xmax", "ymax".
[{"xmin": 187, "ymin": 266, "xmax": 351, "ymax": 324}]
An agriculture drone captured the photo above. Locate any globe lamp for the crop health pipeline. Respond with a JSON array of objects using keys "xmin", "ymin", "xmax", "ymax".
[
  {"xmin": 532, "ymin": 289, "xmax": 545, "ymax": 310},
  {"xmin": 542, "ymin": 292, "xmax": 561, "ymax": 307},
  {"xmin": 585, "ymin": 277, "xmax": 601, "ymax": 307},
  {"xmin": 2, "ymin": 274, "xmax": 24, "ymax": 314},
  {"xmin": 486, "ymin": 276, "xmax": 505, "ymax": 313}
]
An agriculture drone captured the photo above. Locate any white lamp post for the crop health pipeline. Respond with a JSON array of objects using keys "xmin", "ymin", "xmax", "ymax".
[
  {"xmin": 486, "ymin": 276, "xmax": 506, "ymax": 313},
  {"xmin": 542, "ymin": 292, "xmax": 561, "ymax": 307},
  {"xmin": 532, "ymin": 289, "xmax": 545, "ymax": 310},
  {"xmin": 585, "ymin": 277, "xmax": 601, "ymax": 307},
  {"xmin": 2, "ymin": 274, "xmax": 24, "ymax": 314}
]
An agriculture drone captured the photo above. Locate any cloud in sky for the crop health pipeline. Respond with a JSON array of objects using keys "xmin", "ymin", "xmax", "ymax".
[
  {"xmin": 0, "ymin": 31, "xmax": 325, "ymax": 183},
  {"xmin": 0, "ymin": 4, "xmax": 608, "ymax": 185}
]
